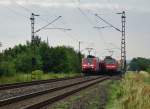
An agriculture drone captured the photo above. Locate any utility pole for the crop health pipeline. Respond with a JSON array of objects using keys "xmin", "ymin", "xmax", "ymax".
[
  {"xmin": 95, "ymin": 11, "xmax": 127, "ymax": 73},
  {"xmin": 30, "ymin": 13, "xmax": 39, "ymax": 72},
  {"xmin": 47, "ymin": 37, "xmax": 49, "ymax": 46},
  {"xmin": 78, "ymin": 41, "xmax": 82, "ymax": 72},
  {"xmin": 120, "ymin": 11, "xmax": 126, "ymax": 73},
  {"xmin": 79, "ymin": 41, "xmax": 81, "ymax": 54},
  {"xmin": 30, "ymin": 13, "xmax": 39, "ymax": 44}
]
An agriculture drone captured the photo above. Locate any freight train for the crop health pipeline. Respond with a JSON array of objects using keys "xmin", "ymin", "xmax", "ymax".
[{"xmin": 82, "ymin": 55, "xmax": 120, "ymax": 75}]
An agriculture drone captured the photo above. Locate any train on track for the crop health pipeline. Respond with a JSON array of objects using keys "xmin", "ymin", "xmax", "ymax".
[
  {"xmin": 82, "ymin": 55, "xmax": 121, "ymax": 75},
  {"xmin": 82, "ymin": 55, "xmax": 100, "ymax": 74}
]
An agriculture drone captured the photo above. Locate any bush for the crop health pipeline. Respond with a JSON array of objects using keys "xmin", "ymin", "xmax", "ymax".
[
  {"xmin": 0, "ymin": 61, "xmax": 16, "ymax": 76},
  {"xmin": 15, "ymin": 53, "xmax": 42, "ymax": 73},
  {"xmin": 0, "ymin": 41, "xmax": 81, "ymax": 75},
  {"xmin": 31, "ymin": 70, "xmax": 43, "ymax": 80},
  {"xmin": 146, "ymin": 68, "xmax": 150, "ymax": 73}
]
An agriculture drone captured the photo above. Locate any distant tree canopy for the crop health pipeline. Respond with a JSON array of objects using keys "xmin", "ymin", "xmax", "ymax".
[
  {"xmin": 0, "ymin": 40, "xmax": 81, "ymax": 76},
  {"xmin": 129, "ymin": 57, "xmax": 150, "ymax": 72}
]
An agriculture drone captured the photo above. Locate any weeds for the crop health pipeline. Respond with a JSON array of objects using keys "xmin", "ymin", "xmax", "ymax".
[
  {"xmin": 0, "ymin": 72, "xmax": 80, "ymax": 84},
  {"xmin": 106, "ymin": 72, "xmax": 150, "ymax": 109}
]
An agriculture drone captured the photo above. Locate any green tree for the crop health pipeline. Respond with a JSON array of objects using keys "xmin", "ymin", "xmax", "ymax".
[{"xmin": 129, "ymin": 57, "xmax": 150, "ymax": 71}]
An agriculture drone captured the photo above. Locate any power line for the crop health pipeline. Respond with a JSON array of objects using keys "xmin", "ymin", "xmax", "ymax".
[
  {"xmin": 35, "ymin": 16, "xmax": 62, "ymax": 33},
  {"xmin": 1, "ymin": 5, "xmax": 29, "ymax": 19},
  {"xmin": 44, "ymin": 28, "xmax": 72, "ymax": 31},
  {"xmin": 13, "ymin": 2, "xmax": 74, "ymax": 45},
  {"xmin": 77, "ymin": 7, "xmax": 94, "ymax": 25},
  {"xmin": 14, "ymin": 2, "xmax": 55, "ymax": 24},
  {"xmin": 72, "ymin": 0, "xmax": 95, "ymax": 26},
  {"xmin": 95, "ymin": 14, "xmax": 122, "ymax": 32},
  {"xmin": 14, "ymin": 2, "xmax": 79, "ymax": 44}
]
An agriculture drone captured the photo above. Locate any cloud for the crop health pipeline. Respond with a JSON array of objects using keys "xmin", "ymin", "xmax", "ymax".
[
  {"xmin": 0, "ymin": 0, "xmax": 11, "ymax": 5},
  {"xmin": 0, "ymin": 0, "xmax": 150, "ymax": 13},
  {"xmin": 0, "ymin": 0, "xmax": 120, "ymax": 10}
]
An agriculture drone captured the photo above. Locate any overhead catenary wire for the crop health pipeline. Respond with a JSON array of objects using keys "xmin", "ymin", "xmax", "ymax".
[
  {"xmin": 68, "ymin": 0, "xmax": 95, "ymax": 28},
  {"xmin": 14, "ymin": 1, "xmax": 80, "ymax": 43},
  {"xmin": 13, "ymin": 2, "xmax": 75, "ymax": 42},
  {"xmin": 3, "ymin": 0, "xmax": 113, "ymax": 57},
  {"xmin": 95, "ymin": 14, "xmax": 122, "ymax": 32},
  {"xmin": 13, "ymin": 2, "xmax": 52, "ymax": 24},
  {"xmin": 1, "ymin": 5, "xmax": 29, "ymax": 19},
  {"xmin": 35, "ymin": 16, "xmax": 62, "ymax": 33}
]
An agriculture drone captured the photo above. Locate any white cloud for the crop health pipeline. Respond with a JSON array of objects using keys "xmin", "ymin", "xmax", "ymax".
[
  {"xmin": 0, "ymin": 0, "xmax": 150, "ymax": 13},
  {"xmin": 0, "ymin": 0, "xmax": 121, "ymax": 10},
  {"xmin": 0, "ymin": 0, "xmax": 11, "ymax": 5}
]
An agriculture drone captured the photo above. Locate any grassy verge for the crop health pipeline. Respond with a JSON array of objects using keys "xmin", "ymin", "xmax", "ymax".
[
  {"xmin": 0, "ymin": 72, "xmax": 80, "ymax": 84},
  {"xmin": 106, "ymin": 71, "xmax": 150, "ymax": 109}
]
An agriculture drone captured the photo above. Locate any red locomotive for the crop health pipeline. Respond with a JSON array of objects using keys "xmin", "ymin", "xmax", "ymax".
[
  {"xmin": 82, "ymin": 55, "xmax": 100, "ymax": 75},
  {"xmin": 82, "ymin": 55, "xmax": 121, "ymax": 75},
  {"xmin": 103, "ymin": 56, "xmax": 120, "ymax": 74}
]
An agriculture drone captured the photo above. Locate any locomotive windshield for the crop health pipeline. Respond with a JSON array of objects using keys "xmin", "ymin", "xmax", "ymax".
[
  {"xmin": 87, "ymin": 58, "xmax": 93, "ymax": 64},
  {"xmin": 83, "ymin": 58, "xmax": 94, "ymax": 64},
  {"xmin": 104, "ymin": 59, "xmax": 116, "ymax": 64}
]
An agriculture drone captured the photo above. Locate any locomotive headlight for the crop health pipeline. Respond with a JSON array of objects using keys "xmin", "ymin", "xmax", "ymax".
[{"xmin": 90, "ymin": 65, "xmax": 94, "ymax": 68}]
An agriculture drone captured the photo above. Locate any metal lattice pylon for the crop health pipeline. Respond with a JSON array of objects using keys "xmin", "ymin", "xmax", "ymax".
[{"xmin": 121, "ymin": 11, "xmax": 126, "ymax": 73}]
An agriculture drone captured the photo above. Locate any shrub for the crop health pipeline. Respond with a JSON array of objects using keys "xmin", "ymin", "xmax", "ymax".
[
  {"xmin": 31, "ymin": 70, "xmax": 43, "ymax": 80},
  {"xmin": 146, "ymin": 67, "xmax": 150, "ymax": 73},
  {"xmin": 0, "ymin": 61, "xmax": 16, "ymax": 76}
]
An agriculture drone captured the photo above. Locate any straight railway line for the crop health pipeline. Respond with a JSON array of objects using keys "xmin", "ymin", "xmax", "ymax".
[
  {"xmin": 0, "ymin": 76, "xmax": 82, "ymax": 90},
  {"xmin": 0, "ymin": 76, "xmax": 109, "ymax": 109}
]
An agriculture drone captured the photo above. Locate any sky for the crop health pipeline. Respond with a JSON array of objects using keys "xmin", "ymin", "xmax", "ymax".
[{"xmin": 0, "ymin": 0, "xmax": 150, "ymax": 59}]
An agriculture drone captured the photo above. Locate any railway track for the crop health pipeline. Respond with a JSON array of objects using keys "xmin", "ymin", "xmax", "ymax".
[
  {"xmin": 0, "ymin": 76, "xmax": 109, "ymax": 109},
  {"xmin": 0, "ymin": 76, "xmax": 82, "ymax": 90}
]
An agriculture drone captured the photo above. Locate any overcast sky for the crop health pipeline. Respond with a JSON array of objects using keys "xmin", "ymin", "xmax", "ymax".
[{"xmin": 0, "ymin": 0, "xmax": 150, "ymax": 59}]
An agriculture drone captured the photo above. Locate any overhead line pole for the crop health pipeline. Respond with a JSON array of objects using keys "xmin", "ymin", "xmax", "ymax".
[
  {"xmin": 30, "ymin": 13, "xmax": 39, "ymax": 44},
  {"xmin": 78, "ymin": 41, "xmax": 83, "ymax": 72},
  {"xmin": 120, "ymin": 11, "xmax": 126, "ymax": 73},
  {"xmin": 95, "ymin": 11, "xmax": 126, "ymax": 73}
]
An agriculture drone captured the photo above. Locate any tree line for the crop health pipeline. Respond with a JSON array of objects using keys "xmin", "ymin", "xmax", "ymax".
[
  {"xmin": 0, "ymin": 40, "xmax": 81, "ymax": 76},
  {"xmin": 129, "ymin": 57, "xmax": 150, "ymax": 72}
]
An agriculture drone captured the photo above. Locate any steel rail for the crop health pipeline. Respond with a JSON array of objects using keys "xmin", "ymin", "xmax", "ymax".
[
  {"xmin": 0, "ymin": 76, "xmax": 82, "ymax": 90},
  {"xmin": 25, "ymin": 77, "xmax": 109, "ymax": 109},
  {"xmin": 0, "ymin": 76, "xmax": 102, "ymax": 107}
]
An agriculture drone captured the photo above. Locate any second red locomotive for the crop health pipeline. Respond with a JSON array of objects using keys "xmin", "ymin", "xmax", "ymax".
[{"xmin": 102, "ymin": 56, "xmax": 120, "ymax": 74}]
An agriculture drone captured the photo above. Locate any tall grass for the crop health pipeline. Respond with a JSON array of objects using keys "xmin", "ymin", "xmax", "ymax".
[
  {"xmin": 106, "ymin": 72, "xmax": 150, "ymax": 109},
  {"xmin": 0, "ymin": 72, "xmax": 80, "ymax": 84}
]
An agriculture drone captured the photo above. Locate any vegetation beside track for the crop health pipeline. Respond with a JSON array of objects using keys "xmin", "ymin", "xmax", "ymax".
[
  {"xmin": 0, "ymin": 71, "xmax": 80, "ymax": 84},
  {"xmin": 106, "ymin": 71, "xmax": 150, "ymax": 109},
  {"xmin": 0, "ymin": 40, "xmax": 81, "ymax": 77},
  {"xmin": 0, "ymin": 40, "xmax": 82, "ymax": 84}
]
